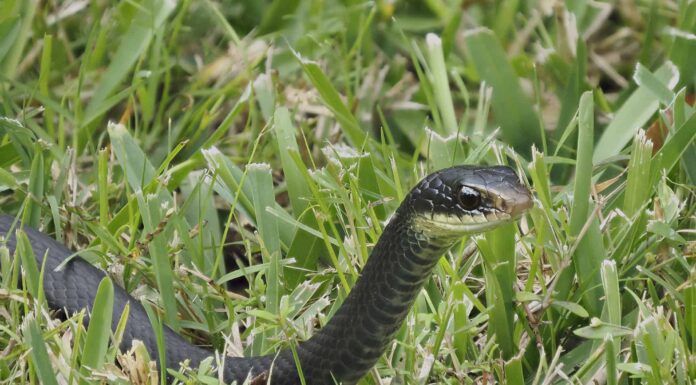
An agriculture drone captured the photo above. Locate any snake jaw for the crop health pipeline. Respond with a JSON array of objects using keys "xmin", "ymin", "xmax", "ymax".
[{"xmin": 413, "ymin": 210, "xmax": 514, "ymax": 240}]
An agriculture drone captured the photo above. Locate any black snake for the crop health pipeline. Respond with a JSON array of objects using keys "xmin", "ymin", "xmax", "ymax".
[{"xmin": 0, "ymin": 165, "xmax": 532, "ymax": 384}]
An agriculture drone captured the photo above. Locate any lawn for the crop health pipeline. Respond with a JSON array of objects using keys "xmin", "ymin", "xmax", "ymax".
[{"xmin": 0, "ymin": 1, "xmax": 695, "ymax": 384}]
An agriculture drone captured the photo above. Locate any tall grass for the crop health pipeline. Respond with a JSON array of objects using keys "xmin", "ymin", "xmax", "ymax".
[{"xmin": 0, "ymin": 1, "xmax": 694, "ymax": 384}]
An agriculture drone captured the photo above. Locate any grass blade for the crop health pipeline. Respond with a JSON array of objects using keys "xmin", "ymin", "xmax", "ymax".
[
  {"xmin": 273, "ymin": 107, "xmax": 326, "ymax": 285},
  {"xmin": 685, "ymin": 279, "xmax": 696, "ymax": 353},
  {"xmin": 83, "ymin": 0, "xmax": 176, "ymax": 129},
  {"xmin": 0, "ymin": 0, "xmax": 36, "ymax": 83},
  {"xmin": 593, "ymin": 63, "xmax": 678, "ymax": 163},
  {"xmin": 24, "ymin": 145, "xmax": 44, "ymax": 228},
  {"xmin": 108, "ymin": 122, "xmax": 156, "ymax": 192},
  {"xmin": 479, "ymin": 223, "xmax": 517, "ymax": 359},
  {"xmin": 653, "ymin": 109, "xmax": 696, "ymax": 180},
  {"xmin": 97, "ymin": 147, "xmax": 110, "ymax": 228},
  {"xmin": 25, "ymin": 319, "xmax": 59, "ymax": 385},
  {"xmin": 293, "ymin": 50, "xmax": 367, "ymax": 147},
  {"xmin": 623, "ymin": 130, "xmax": 654, "ymax": 217},
  {"xmin": 570, "ymin": 92, "xmax": 594, "ymax": 234},
  {"xmin": 504, "ymin": 356, "xmax": 524, "ymax": 385},
  {"xmin": 80, "ymin": 277, "xmax": 114, "ymax": 384},
  {"xmin": 257, "ymin": 0, "xmax": 301, "ymax": 35},
  {"xmin": 16, "ymin": 230, "xmax": 41, "ymax": 300},
  {"xmin": 600, "ymin": 260, "xmax": 620, "ymax": 384},
  {"xmin": 135, "ymin": 190, "xmax": 179, "ymax": 331},
  {"xmin": 248, "ymin": 163, "xmax": 281, "ymax": 314},
  {"xmin": 425, "ymin": 33, "xmax": 458, "ymax": 135},
  {"xmin": 568, "ymin": 92, "xmax": 603, "ymax": 316},
  {"xmin": 463, "ymin": 28, "xmax": 541, "ymax": 156},
  {"xmin": 38, "ymin": 34, "xmax": 54, "ymax": 139}
]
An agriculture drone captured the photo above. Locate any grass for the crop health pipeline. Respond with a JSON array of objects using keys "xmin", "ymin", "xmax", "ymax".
[{"xmin": 0, "ymin": 1, "xmax": 695, "ymax": 384}]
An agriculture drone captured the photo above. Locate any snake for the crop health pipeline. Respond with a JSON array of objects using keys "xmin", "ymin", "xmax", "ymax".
[{"xmin": 0, "ymin": 165, "xmax": 532, "ymax": 385}]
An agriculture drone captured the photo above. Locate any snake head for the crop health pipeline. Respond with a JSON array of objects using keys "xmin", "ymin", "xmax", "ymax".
[{"xmin": 406, "ymin": 165, "xmax": 533, "ymax": 239}]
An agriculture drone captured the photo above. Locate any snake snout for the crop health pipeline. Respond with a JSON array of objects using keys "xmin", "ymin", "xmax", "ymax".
[
  {"xmin": 506, "ymin": 189, "xmax": 533, "ymax": 218},
  {"xmin": 499, "ymin": 182, "xmax": 533, "ymax": 218}
]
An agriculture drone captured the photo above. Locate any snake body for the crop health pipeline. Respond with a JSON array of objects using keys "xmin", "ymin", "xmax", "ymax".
[{"xmin": 0, "ymin": 165, "xmax": 532, "ymax": 384}]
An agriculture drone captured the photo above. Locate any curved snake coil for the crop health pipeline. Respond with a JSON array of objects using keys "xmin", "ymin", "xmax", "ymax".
[{"xmin": 0, "ymin": 165, "xmax": 532, "ymax": 384}]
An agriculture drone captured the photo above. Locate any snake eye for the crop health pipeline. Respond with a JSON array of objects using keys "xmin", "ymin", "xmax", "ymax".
[{"xmin": 457, "ymin": 186, "xmax": 481, "ymax": 210}]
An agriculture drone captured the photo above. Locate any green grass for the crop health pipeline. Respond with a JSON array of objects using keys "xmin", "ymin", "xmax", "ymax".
[{"xmin": 1, "ymin": 1, "xmax": 695, "ymax": 384}]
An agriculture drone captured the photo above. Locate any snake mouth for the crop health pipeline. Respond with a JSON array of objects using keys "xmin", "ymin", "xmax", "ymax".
[{"xmin": 414, "ymin": 209, "xmax": 519, "ymax": 237}]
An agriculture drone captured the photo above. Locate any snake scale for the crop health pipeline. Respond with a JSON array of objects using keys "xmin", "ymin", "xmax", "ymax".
[{"xmin": 0, "ymin": 165, "xmax": 532, "ymax": 384}]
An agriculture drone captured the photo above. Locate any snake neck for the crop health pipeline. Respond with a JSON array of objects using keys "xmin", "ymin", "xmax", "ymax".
[{"xmin": 296, "ymin": 209, "xmax": 449, "ymax": 383}]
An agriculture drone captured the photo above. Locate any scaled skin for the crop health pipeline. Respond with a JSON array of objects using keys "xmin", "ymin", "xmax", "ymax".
[{"xmin": 0, "ymin": 165, "xmax": 532, "ymax": 385}]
